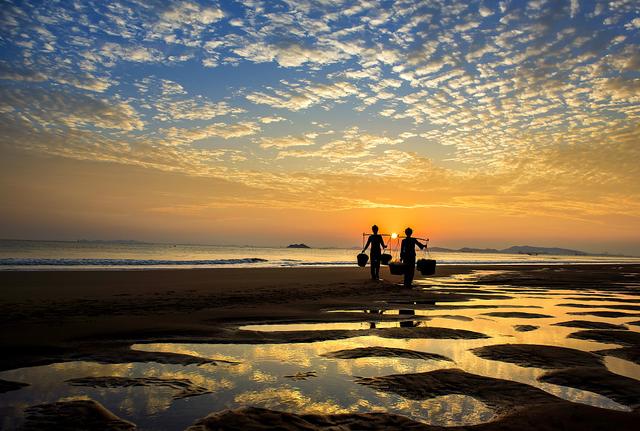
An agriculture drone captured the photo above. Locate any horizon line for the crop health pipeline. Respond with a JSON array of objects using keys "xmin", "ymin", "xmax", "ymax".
[{"xmin": 0, "ymin": 237, "xmax": 634, "ymax": 258}]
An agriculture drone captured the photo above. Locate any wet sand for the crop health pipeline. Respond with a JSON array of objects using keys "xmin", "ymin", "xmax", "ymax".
[
  {"xmin": 23, "ymin": 399, "xmax": 136, "ymax": 431},
  {"xmin": 0, "ymin": 379, "xmax": 28, "ymax": 393},
  {"xmin": 471, "ymin": 344, "xmax": 605, "ymax": 369},
  {"xmin": 185, "ymin": 403, "xmax": 639, "ymax": 431},
  {"xmin": 321, "ymin": 347, "xmax": 454, "ymax": 362},
  {"xmin": 2, "ymin": 264, "xmax": 640, "ymax": 429},
  {"xmin": 0, "ymin": 265, "xmax": 492, "ymax": 371}
]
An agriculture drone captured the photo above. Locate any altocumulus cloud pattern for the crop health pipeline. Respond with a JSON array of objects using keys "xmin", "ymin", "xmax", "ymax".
[{"xmin": 0, "ymin": 0, "xmax": 638, "ymax": 215}]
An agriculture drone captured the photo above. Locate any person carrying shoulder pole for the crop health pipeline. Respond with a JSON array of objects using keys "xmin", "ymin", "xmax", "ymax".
[
  {"xmin": 362, "ymin": 225, "xmax": 387, "ymax": 281},
  {"xmin": 400, "ymin": 227, "xmax": 427, "ymax": 288}
]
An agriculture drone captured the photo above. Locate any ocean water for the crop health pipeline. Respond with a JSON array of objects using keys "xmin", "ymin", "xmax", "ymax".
[{"xmin": 0, "ymin": 240, "xmax": 638, "ymax": 270}]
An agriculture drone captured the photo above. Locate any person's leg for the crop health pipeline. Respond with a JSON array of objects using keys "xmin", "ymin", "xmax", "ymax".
[
  {"xmin": 373, "ymin": 260, "xmax": 380, "ymax": 280},
  {"xmin": 370, "ymin": 257, "xmax": 378, "ymax": 280},
  {"xmin": 404, "ymin": 260, "xmax": 415, "ymax": 287}
]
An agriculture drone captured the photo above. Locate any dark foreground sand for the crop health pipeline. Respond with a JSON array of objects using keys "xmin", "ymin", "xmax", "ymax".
[{"xmin": 2, "ymin": 264, "xmax": 640, "ymax": 430}]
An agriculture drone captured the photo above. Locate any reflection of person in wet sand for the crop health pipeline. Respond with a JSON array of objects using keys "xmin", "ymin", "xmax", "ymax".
[
  {"xmin": 362, "ymin": 225, "xmax": 387, "ymax": 281},
  {"xmin": 399, "ymin": 309, "xmax": 417, "ymax": 327},
  {"xmin": 400, "ymin": 227, "xmax": 426, "ymax": 288}
]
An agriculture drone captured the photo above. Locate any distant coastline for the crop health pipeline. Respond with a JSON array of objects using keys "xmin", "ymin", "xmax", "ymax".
[
  {"xmin": 0, "ymin": 238, "xmax": 632, "ymax": 257},
  {"xmin": 427, "ymin": 245, "xmax": 625, "ymax": 257},
  {"xmin": 76, "ymin": 239, "xmax": 150, "ymax": 245}
]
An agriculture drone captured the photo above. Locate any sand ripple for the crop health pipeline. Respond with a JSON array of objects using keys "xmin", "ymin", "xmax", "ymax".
[
  {"xmin": 471, "ymin": 344, "xmax": 604, "ymax": 369},
  {"xmin": 23, "ymin": 399, "xmax": 136, "ymax": 431},
  {"xmin": 322, "ymin": 347, "xmax": 453, "ymax": 361},
  {"xmin": 539, "ymin": 367, "xmax": 640, "ymax": 411}
]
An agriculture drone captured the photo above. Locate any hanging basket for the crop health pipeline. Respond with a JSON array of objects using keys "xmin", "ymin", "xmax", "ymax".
[
  {"xmin": 416, "ymin": 258, "xmax": 436, "ymax": 275},
  {"xmin": 388, "ymin": 261, "xmax": 406, "ymax": 275},
  {"xmin": 380, "ymin": 253, "xmax": 392, "ymax": 265},
  {"xmin": 357, "ymin": 253, "xmax": 369, "ymax": 267}
]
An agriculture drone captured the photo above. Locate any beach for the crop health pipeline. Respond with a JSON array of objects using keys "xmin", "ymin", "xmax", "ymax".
[
  {"xmin": 3, "ymin": 0, "xmax": 639, "ymax": 428},
  {"xmin": 0, "ymin": 266, "xmax": 477, "ymax": 354},
  {"xmin": 1, "ymin": 264, "xmax": 639, "ymax": 430}
]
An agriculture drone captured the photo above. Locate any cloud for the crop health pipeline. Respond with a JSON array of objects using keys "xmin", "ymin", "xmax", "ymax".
[
  {"xmin": 276, "ymin": 129, "xmax": 403, "ymax": 161},
  {"xmin": 164, "ymin": 122, "xmax": 260, "ymax": 144},
  {"xmin": 0, "ymin": 61, "xmax": 112, "ymax": 92},
  {"xmin": 158, "ymin": 1, "xmax": 224, "ymax": 27},
  {"xmin": 0, "ymin": 0, "xmax": 638, "ymax": 229},
  {"xmin": 54, "ymin": 73, "xmax": 113, "ymax": 92},
  {"xmin": 247, "ymin": 81, "xmax": 360, "ymax": 111},
  {"xmin": 258, "ymin": 116, "xmax": 287, "ymax": 124},
  {"xmin": 133, "ymin": 76, "xmax": 245, "ymax": 122},
  {"xmin": 96, "ymin": 42, "xmax": 165, "ymax": 64},
  {"xmin": 0, "ymin": 62, "xmax": 47, "ymax": 82},
  {"xmin": 626, "ymin": 17, "xmax": 640, "ymax": 30},
  {"xmin": 595, "ymin": 76, "xmax": 640, "ymax": 101},
  {"xmin": 259, "ymin": 135, "xmax": 316, "ymax": 149},
  {"xmin": 0, "ymin": 85, "xmax": 143, "ymax": 131},
  {"xmin": 233, "ymin": 41, "xmax": 349, "ymax": 67},
  {"xmin": 149, "ymin": 1, "xmax": 225, "ymax": 44},
  {"xmin": 155, "ymin": 99, "xmax": 245, "ymax": 121},
  {"xmin": 570, "ymin": 0, "xmax": 580, "ymax": 18},
  {"xmin": 479, "ymin": 5, "xmax": 493, "ymax": 17},
  {"xmin": 454, "ymin": 19, "xmax": 482, "ymax": 32}
]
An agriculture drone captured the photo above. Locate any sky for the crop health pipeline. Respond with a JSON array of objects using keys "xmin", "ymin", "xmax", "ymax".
[{"xmin": 0, "ymin": 0, "xmax": 639, "ymax": 254}]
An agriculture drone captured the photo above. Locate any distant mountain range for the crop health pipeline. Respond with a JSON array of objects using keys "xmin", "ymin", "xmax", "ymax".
[{"xmin": 428, "ymin": 245, "xmax": 597, "ymax": 256}]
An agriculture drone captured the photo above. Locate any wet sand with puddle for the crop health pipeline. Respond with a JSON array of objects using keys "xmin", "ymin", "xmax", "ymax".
[{"xmin": 1, "ymin": 264, "xmax": 639, "ymax": 430}]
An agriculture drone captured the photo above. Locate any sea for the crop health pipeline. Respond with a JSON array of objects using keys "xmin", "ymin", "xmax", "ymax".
[{"xmin": 0, "ymin": 239, "xmax": 638, "ymax": 270}]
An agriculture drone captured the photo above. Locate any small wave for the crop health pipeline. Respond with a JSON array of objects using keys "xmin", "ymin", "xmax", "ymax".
[{"xmin": 0, "ymin": 258, "xmax": 268, "ymax": 266}]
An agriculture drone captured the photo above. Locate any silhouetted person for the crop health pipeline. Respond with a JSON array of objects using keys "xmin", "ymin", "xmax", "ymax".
[
  {"xmin": 362, "ymin": 224, "xmax": 387, "ymax": 280},
  {"xmin": 400, "ymin": 227, "xmax": 426, "ymax": 288}
]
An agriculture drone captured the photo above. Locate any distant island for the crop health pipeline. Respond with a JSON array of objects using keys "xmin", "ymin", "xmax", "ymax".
[
  {"xmin": 429, "ymin": 245, "xmax": 592, "ymax": 256},
  {"xmin": 287, "ymin": 243, "xmax": 311, "ymax": 249}
]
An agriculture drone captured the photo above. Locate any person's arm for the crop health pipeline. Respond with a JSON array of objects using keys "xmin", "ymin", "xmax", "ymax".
[
  {"xmin": 417, "ymin": 239, "xmax": 426, "ymax": 250},
  {"xmin": 362, "ymin": 236, "xmax": 372, "ymax": 253},
  {"xmin": 400, "ymin": 239, "xmax": 406, "ymax": 262}
]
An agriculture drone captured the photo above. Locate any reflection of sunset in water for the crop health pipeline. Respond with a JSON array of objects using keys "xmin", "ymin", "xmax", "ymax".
[{"xmin": 1, "ymin": 279, "xmax": 639, "ymax": 429}]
